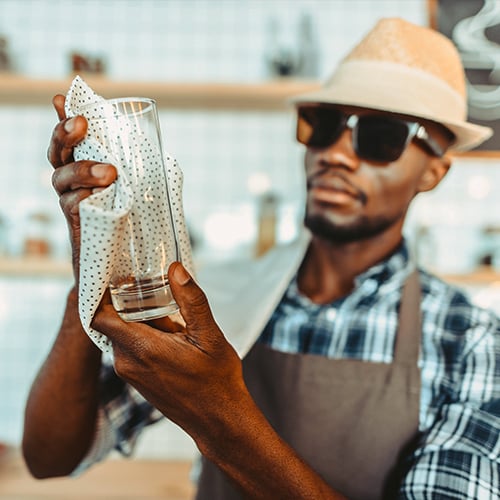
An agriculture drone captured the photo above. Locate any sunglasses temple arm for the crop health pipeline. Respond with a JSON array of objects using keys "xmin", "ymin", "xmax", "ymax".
[{"xmin": 416, "ymin": 126, "xmax": 445, "ymax": 157}]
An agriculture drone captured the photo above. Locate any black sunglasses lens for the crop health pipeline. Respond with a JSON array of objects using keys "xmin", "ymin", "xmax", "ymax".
[
  {"xmin": 356, "ymin": 116, "xmax": 411, "ymax": 162},
  {"xmin": 297, "ymin": 107, "xmax": 345, "ymax": 148}
]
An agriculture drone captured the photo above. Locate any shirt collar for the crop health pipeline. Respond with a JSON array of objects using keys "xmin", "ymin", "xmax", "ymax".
[
  {"xmin": 353, "ymin": 239, "xmax": 414, "ymax": 288},
  {"xmin": 289, "ymin": 238, "xmax": 415, "ymax": 305}
]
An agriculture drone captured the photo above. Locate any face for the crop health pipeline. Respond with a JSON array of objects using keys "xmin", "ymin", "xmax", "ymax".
[{"xmin": 302, "ymin": 105, "xmax": 451, "ymax": 244}]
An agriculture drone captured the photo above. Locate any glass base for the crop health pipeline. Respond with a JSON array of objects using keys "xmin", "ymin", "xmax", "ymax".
[{"xmin": 110, "ymin": 278, "xmax": 179, "ymax": 323}]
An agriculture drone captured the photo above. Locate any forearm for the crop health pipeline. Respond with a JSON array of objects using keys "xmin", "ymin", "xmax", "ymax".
[
  {"xmin": 195, "ymin": 391, "xmax": 346, "ymax": 500},
  {"xmin": 22, "ymin": 287, "xmax": 102, "ymax": 478}
]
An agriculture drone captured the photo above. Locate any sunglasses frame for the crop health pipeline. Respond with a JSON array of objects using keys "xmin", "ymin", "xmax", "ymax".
[{"xmin": 296, "ymin": 105, "xmax": 446, "ymax": 162}]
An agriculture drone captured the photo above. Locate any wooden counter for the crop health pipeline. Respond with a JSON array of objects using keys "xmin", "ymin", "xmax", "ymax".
[{"xmin": 0, "ymin": 448, "xmax": 195, "ymax": 499}]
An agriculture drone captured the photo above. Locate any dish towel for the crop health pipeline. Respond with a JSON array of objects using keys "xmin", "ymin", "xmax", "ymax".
[{"xmin": 64, "ymin": 75, "xmax": 194, "ymax": 354}]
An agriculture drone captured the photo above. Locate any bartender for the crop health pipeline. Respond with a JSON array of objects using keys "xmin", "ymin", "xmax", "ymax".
[{"xmin": 23, "ymin": 18, "xmax": 500, "ymax": 499}]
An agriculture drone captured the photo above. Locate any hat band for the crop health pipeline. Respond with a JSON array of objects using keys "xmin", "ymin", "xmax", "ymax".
[{"xmin": 322, "ymin": 60, "xmax": 467, "ymax": 124}]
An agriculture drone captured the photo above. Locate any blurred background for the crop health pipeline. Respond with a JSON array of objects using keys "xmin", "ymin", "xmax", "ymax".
[{"xmin": 1, "ymin": 0, "xmax": 500, "ymax": 486}]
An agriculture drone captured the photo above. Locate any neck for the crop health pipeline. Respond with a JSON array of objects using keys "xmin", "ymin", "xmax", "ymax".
[{"xmin": 298, "ymin": 229, "xmax": 404, "ymax": 304}]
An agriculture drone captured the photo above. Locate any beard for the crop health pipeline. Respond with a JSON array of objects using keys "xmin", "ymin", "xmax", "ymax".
[{"xmin": 304, "ymin": 212, "xmax": 398, "ymax": 244}]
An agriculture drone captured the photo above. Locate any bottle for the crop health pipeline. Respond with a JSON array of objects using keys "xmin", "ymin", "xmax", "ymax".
[
  {"xmin": 265, "ymin": 17, "xmax": 298, "ymax": 77},
  {"xmin": 255, "ymin": 192, "xmax": 279, "ymax": 257}
]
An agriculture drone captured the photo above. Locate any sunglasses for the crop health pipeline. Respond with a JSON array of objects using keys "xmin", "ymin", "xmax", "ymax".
[{"xmin": 296, "ymin": 105, "xmax": 446, "ymax": 163}]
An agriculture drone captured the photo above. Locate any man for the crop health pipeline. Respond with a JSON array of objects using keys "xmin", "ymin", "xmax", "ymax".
[{"xmin": 22, "ymin": 18, "xmax": 500, "ymax": 499}]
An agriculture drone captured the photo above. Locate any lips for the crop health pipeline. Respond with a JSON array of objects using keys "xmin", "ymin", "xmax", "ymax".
[
  {"xmin": 307, "ymin": 172, "xmax": 365, "ymax": 204},
  {"xmin": 312, "ymin": 175, "xmax": 357, "ymax": 195}
]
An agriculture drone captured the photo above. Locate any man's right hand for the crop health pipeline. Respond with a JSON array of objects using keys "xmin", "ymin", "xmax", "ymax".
[
  {"xmin": 22, "ymin": 94, "xmax": 115, "ymax": 480},
  {"xmin": 48, "ymin": 94, "xmax": 117, "ymax": 281}
]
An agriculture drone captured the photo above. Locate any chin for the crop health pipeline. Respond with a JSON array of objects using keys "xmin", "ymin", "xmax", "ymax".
[
  {"xmin": 305, "ymin": 214, "xmax": 359, "ymax": 244},
  {"xmin": 304, "ymin": 213, "xmax": 393, "ymax": 245}
]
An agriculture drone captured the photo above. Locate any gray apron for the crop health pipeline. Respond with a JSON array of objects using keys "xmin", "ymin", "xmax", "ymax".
[{"xmin": 196, "ymin": 271, "xmax": 421, "ymax": 499}]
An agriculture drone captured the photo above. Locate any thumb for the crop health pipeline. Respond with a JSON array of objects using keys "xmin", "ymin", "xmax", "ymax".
[{"xmin": 168, "ymin": 262, "xmax": 220, "ymax": 339}]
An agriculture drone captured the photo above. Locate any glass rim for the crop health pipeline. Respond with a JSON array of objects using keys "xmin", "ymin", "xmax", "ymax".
[{"xmin": 78, "ymin": 97, "xmax": 157, "ymax": 119}]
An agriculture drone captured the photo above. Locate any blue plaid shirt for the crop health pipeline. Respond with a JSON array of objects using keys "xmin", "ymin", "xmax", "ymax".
[{"xmin": 78, "ymin": 243, "xmax": 500, "ymax": 498}]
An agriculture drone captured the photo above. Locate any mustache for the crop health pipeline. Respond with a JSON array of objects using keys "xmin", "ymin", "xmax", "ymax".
[{"xmin": 307, "ymin": 165, "xmax": 368, "ymax": 204}]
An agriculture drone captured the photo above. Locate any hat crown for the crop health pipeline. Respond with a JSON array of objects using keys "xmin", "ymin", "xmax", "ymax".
[
  {"xmin": 291, "ymin": 17, "xmax": 493, "ymax": 151},
  {"xmin": 344, "ymin": 18, "xmax": 466, "ymax": 98}
]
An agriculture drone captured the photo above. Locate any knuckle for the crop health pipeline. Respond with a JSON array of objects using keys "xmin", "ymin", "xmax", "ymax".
[
  {"xmin": 47, "ymin": 122, "xmax": 68, "ymax": 167},
  {"xmin": 112, "ymin": 353, "xmax": 132, "ymax": 379},
  {"xmin": 189, "ymin": 288, "xmax": 210, "ymax": 311},
  {"xmin": 184, "ymin": 288, "xmax": 219, "ymax": 334},
  {"xmin": 58, "ymin": 193, "xmax": 71, "ymax": 214},
  {"xmin": 112, "ymin": 337, "xmax": 150, "ymax": 380},
  {"xmin": 71, "ymin": 161, "xmax": 91, "ymax": 184},
  {"xmin": 51, "ymin": 170, "xmax": 60, "ymax": 192},
  {"xmin": 51, "ymin": 168, "xmax": 66, "ymax": 194},
  {"xmin": 59, "ymin": 190, "xmax": 86, "ymax": 221}
]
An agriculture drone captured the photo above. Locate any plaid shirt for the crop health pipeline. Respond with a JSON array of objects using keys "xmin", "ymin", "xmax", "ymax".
[{"xmin": 75, "ymin": 244, "xmax": 500, "ymax": 498}]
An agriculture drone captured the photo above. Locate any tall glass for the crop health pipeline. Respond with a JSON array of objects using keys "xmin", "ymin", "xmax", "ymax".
[{"xmin": 81, "ymin": 97, "xmax": 179, "ymax": 322}]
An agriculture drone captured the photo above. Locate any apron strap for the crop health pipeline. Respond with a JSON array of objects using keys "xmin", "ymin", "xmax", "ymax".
[{"xmin": 393, "ymin": 269, "xmax": 421, "ymax": 364}]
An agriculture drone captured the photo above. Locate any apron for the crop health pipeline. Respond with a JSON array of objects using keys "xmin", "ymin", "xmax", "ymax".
[{"xmin": 196, "ymin": 270, "xmax": 422, "ymax": 499}]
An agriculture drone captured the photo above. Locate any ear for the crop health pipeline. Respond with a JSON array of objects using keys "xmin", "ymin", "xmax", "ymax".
[{"xmin": 417, "ymin": 155, "xmax": 452, "ymax": 193}]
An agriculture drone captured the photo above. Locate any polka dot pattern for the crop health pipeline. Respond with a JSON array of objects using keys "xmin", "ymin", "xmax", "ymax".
[{"xmin": 65, "ymin": 76, "xmax": 194, "ymax": 354}]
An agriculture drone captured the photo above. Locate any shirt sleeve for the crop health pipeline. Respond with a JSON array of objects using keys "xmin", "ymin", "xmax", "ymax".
[
  {"xmin": 398, "ymin": 404, "xmax": 500, "ymax": 498},
  {"xmin": 71, "ymin": 357, "xmax": 163, "ymax": 476},
  {"xmin": 398, "ymin": 314, "xmax": 500, "ymax": 498}
]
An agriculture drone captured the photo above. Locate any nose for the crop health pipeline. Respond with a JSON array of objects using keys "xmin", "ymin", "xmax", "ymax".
[{"xmin": 315, "ymin": 129, "xmax": 361, "ymax": 171}]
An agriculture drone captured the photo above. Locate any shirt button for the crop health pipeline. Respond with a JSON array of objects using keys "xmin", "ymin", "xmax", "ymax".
[
  {"xmin": 363, "ymin": 279, "xmax": 378, "ymax": 294},
  {"xmin": 325, "ymin": 308, "xmax": 337, "ymax": 321}
]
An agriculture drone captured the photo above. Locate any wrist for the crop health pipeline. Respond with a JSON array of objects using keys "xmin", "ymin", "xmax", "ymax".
[
  {"xmin": 194, "ymin": 387, "xmax": 275, "ymax": 468},
  {"xmin": 55, "ymin": 286, "xmax": 101, "ymax": 358}
]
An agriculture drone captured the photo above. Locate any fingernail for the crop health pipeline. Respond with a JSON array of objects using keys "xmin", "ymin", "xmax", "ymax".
[
  {"xmin": 64, "ymin": 117, "xmax": 76, "ymax": 133},
  {"xmin": 91, "ymin": 164, "xmax": 109, "ymax": 178},
  {"xmin": 92, "ymin": 187, "xmax": 106, "ymax": 194},
  {"xmin": 173, "ymin": 263, "xmax": 191, "ymax": 286}
]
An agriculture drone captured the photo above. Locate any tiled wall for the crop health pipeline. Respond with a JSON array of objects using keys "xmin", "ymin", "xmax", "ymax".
[
  {"xmin": 0, "ymin": 276, "xmax": 72, "ymax": 443},
  {"xmin": 0, "ymin": 0, "xmax": 429, "ymax": 262},
  {"xmin": 1, "ymin": 0, "xmax": 499, "ymax": 459}
]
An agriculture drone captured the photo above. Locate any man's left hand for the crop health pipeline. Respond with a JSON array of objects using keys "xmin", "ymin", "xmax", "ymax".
[{"xmin": 92, "ymin": 262, "xmax": 247, "ymax": 441}]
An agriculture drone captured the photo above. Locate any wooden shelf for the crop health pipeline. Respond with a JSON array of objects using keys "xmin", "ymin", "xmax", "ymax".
[
  {"xmin": 439, "ymin": 266, "xmax": 500, "ymax": 286},
  {"xmin": 0, "ymin": 256, "xmax": 72, "ymax": 278},
  {"xmin": 0, "ymin": 74, "xmax": 321, "ymax": 110}
]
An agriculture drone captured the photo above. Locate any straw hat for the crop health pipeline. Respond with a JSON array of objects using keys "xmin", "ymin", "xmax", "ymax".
[{"xmin": 291, "ymin": 18, "xmax": 493, "ymax": 151}]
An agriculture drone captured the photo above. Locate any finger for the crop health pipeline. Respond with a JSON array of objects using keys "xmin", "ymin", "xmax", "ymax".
[
  {"xmin": 52, "ymin": 161, "xmax": 117, "ymax": 195},
  {"xmin": 52, "ymin": 94, "xmax": 67, "ymax": 121},
  {"xmin": 48, "ymin": 114, "xmax": 88, "ymax": 168},
  {"xmin": 101, "ymin": 288, "xmax": 112, "ymax": 306},
  {"xmin": 147, "ymin": 313, "xmax": 185, "ymax": 332},
  {"xmin": 92, "ymin": 302, "xmax": 154, "ymax": 351},
  {"xmin": 168, "ymin": 262, "xmax": 220, "ymax": 339},
  {"xmin": 58, "ymin": 187, "xmax": 94, "ymax": 221}
]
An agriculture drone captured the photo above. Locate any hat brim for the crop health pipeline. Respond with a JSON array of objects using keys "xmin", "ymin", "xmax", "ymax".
[{"xmin": 289, "ymin": 60, "xmax": 494, "ymax": 152}]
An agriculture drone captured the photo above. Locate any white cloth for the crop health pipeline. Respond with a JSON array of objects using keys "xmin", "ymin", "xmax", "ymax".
[
  {"xmin": 64, "ymin": 76, "xmax": 194, "ymax": 354},
  {"xmin": 197, "ymin": 231, "xmax": 310, "ymax": 357}
]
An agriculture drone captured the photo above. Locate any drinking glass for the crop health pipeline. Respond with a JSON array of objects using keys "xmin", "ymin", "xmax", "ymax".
[{"xmin": 81, "ymin": 97, "xmax": 180, "ymax": 322}]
